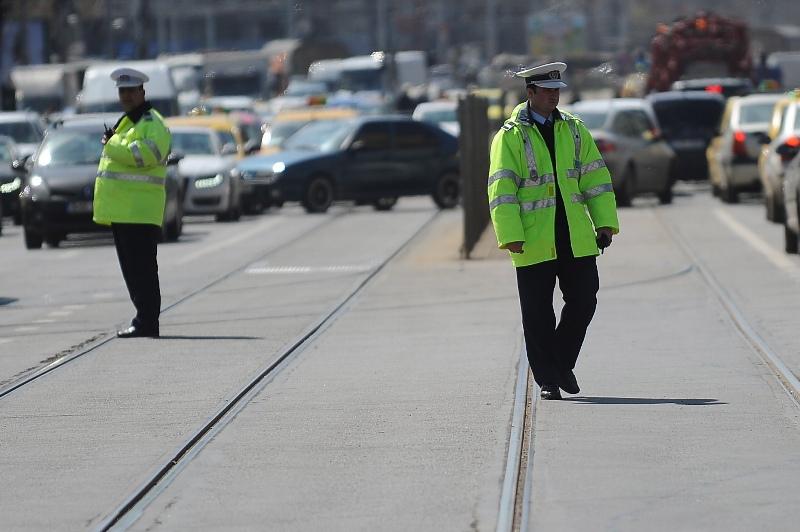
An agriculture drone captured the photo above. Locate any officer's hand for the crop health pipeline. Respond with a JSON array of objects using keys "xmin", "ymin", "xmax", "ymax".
[
  {"xmin": 502, "ymin": 241, "xmax": 524, "ymax": 254},
  {"xmin": 596, "ymin": 227, "xmax": 613, "ymax": 250}
]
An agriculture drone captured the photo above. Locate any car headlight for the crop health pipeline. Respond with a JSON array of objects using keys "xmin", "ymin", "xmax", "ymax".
[
  {"xmin": 194, "ymin": 173, "xmax": 225, "ymax": 189},
  {"xmin": 22, "ymin": 174, "xmax": 49, "ymax": 200},
  {"xmin": 272, "ymin": 162, "xmax": 285, "ymax": 174},
  {"xmin": 0, "ymin": 177, "xmax": 22, "ymax": 194}
]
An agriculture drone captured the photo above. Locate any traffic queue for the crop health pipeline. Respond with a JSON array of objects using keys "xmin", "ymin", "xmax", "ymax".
[{"xmin": 0, "ymin": 54, "xmax": 799, "ymax": 256}]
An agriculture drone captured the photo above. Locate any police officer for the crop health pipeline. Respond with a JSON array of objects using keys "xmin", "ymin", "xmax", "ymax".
[
  {"xmin": 487, "ymin": 62, "xmax": 619, "ymax": 399},
  {"xmin": 93, "ymin": 68, "xmax": 172, "ymax": 338}
]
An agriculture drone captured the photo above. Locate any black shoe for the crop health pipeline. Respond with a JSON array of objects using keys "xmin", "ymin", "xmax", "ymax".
[
  {"xmin": 540, "ymin": 384, "xmax": 562, "ymax": 400},
  {"xmin": 117, "ymin": 325, "xmax": 159, "ymax": 338},
  {"xmin": 559, "ymin": 369, "xmax": 580, "ymax": 395}
]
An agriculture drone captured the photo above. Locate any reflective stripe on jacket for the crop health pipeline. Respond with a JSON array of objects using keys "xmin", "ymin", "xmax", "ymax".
[
  {"xmin": 93, "ymin": 108, "xmax": 171, "ymax": 226},
  {"xmin": 487, "ymin": 102, "xmax": 619, "ymax": 267}
]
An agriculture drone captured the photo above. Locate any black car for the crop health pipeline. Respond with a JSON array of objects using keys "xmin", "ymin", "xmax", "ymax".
[
  {"xmin": 0, "ymin": 135, "xmax": 23, "ymax": 225},
  {"xmin": 669, "ymin": 77, "xmax": 754, "ymax": 99},
  {"xmin": 647, "ymin": 91, "xmax": 725, "ymax": 181},
  {"xmin": 19, "ymin": 116, "xmax": 184, "ymax": 249},
  {"xmin": 236, "ymin": 116, "xmax": 460, "ymax": 213}
]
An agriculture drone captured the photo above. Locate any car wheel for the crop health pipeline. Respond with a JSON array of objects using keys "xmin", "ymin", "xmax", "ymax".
[
  {"xmin": 373, "ymin": 197, "xmax": 398, "ymax": 211},
  {"xmin": 302, "ymin": 175, "xmax": 334, "ymax": 213},
  {"xmin": 616, "ymin": 165, "xmax": 635, "ymax": 207},
  {"xmin": 164, "ymin": 206, "xmax": 182, "ymax": 242},
  {"xmin": 45, "ymin": 233, "xmax": 62, "ymax": 248},
  {"xmin": 657, "ymin": 180, "xmax": 673, "ymax": 205},
  {"xmin": 721, "ymin": 184, "xmax": 738, "ymax": 204},
  {"xmin": 432, "ymin": 172, "xmax": 460, "ymax": 209},
  {"xmin": 711, "ymin": 183, "xmax": 720, "ymax": 197},
  {"xmin": 784, "ymin": 223, "xmax": 799, "ymax": 254},
  {"xmin": 24, "ymin": 225, "xmax": 42, "ymax": 249}
]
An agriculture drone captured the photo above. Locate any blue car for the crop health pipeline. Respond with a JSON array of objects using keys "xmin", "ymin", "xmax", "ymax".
[{"xmin": 236, "ymin": 116, "xmax": 460, "ymax": 213}]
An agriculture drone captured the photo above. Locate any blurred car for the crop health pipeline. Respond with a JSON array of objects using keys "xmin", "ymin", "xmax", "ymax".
[
  {"xmin": 260, "ymin": 106, "xmax": 359, "ymax": 154},
  {"xmin": 200, "ymin": 95, "xmax": 255, "ymax": 114},
  {"xmin": 0, "ymin": 135, "xmax": 23, "ymax": 224},
  {"xmin": 707, "ymin": 93, "xmax": 783, "ymax": 202},
  {"xmin": 267, "ymin": 78, "xmax": 329, "ymax": 114},
  {"xmin": 19, "ymin": 115, "xmax": 183, "ymax": 249},
  {"xmin": 647, "ymin": 91, "xmax": 725, "ymax": 181},
  {"xmin": 412, "ymin": 101, "xmax": 459, "ymax": 137},
  {"xmin": 569, "ymin": 98, "xmax": 676, "ymax": 206},
  {"xmin": 167, "ymin": 114, "xmax": 248, "ymax": 158},
  {"xmin": 670, "ymin": 77, "xmax": 754, "ymax": 99},
  {"xmin": 170, "ymin": 125, "xmax": 242, "ymax": 221},
  {"xmin": 781, "ymin": 150, "xmax": 800, "ymax": 253},
  {"xmin": 758, "ymin": 93, "xmax": 800, "ymax": 223},
  {"xmin": 236, "ymin": 116, "xmax": 460, "ymax": 213},
  {"xmin": 0, "ymin": 111, "xmax": 46, "ymax": 158}
]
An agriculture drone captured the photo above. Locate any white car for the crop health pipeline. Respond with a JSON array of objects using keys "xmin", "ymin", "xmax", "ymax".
[
  {"xmin": 0, "ymin": 111, "xmax": 46, "ymax": 158},
  {"xmin": 758, "ymin": 94, "xmax": 800, "ymax": 223},
  {"xmin": 170, "ymin": 126, "xmax": 242, "ymax": 222},
  {"xmin": 707, "ymin": 93, "xmax": 782, "ymax": 203},
  {"xmin": 412, "ymin": 101, "xmax": 459, "ymax": 137}
]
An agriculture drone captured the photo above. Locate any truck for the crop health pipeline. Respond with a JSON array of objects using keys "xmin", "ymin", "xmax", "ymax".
[{"xmin": 646, "ymin": 12, "xmax": 751, "ymax": 93}]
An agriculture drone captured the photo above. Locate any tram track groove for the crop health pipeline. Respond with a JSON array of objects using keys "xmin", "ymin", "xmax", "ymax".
[
  {"xmin": 0, "ymin": 212, "xmax": 343, "ymax": 401},
  {"xmin": 95, "ymin": 210, "xmax": 440, "ymax": 531},
  {"xmin": 655, "ymin": 209, "xmax": 800, "ymax": 407}
]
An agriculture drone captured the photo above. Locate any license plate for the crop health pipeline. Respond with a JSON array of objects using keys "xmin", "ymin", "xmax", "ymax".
[{"xmin": 67, "ymin": 201, "xmax": 93, "ymax": 214}]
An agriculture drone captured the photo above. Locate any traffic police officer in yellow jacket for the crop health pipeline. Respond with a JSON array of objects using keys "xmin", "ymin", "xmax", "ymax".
[
  {"xmin": 93, "ymin": 68, "xmax": 172, "ymax": 338},
  {"xmin": 487, "ymin": 62, "xmax": 619, "ymax": 399}
]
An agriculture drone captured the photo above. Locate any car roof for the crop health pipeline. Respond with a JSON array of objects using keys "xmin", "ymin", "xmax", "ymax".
[
  {"xmin": 570, "ymin": 98, "xmax": 649, "ymax": 111},
  {"xmin": 0, "ymin": 111, "xmax": 42, "ymax": 122},
  {"xmin": 166, "ymin": 115, "xmax": 236, "ymax": 131},
  {"xmin": 169, "ymin": 125, "xmax": 217, "ymax": 134},
  {"xmin": 272, "ymin": 107, "xmax": 358, "ymax": 122},
  {"xmin": 53, "ymin": 113, "xmax": 119, "ymax": 129},
  {"xmin": 414, "ymin": 101, "xmax": 457, "ymax": 111},
  {"xmin": 646, "ymin": 90, "xmax": 725, "ymax": 103}
]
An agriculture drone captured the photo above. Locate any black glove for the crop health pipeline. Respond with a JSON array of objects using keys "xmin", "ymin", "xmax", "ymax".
[{"xmin": 596, "ymin": 232, "xmax": 612, "ymax": 254}]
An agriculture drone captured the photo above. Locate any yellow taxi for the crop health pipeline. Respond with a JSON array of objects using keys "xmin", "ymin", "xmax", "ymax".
[
  {"xmin": 260, "ymin": 106, "xmax": 358, "ymax": 154},
  {"xmin": 167, "ymin": 114, "xmax": 247, "ymax": 158}
]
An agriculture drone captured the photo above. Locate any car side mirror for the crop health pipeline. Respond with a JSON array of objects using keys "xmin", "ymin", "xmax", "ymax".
[
  {"xmin": 221, "ymin": 143, "xmax": 238, "ymax": 156},
  {"xmin": 166, "ymin": 151, "xmax": 184, "ymax": 166},
  {"xmin": 350, "ymin": 139, "xmax": 366, "ymax": 152}
]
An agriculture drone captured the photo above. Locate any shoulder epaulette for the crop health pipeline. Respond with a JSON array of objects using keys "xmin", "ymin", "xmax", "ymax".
[{"xmin": 501, "ymin": 121, "xmax": 518, "ymax": 132}]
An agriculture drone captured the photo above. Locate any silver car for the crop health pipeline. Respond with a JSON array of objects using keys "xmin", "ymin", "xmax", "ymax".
[
  {"xmin": 758, "ymin": 95, "xmax": 800, "ymax": 223},
  {"xmin": 707, "ymin": 93, "xmax": 782, "ymax": 203},
  {"xmin": 781, "ymin": 149, "xmax": 800, "ymax": 253},
  {"xmin": 170, "ymin": 125, "xmax": 242, "ymax": 221},
  {"xmin": 569, "ymin": 98, "xmax": 676, "ymax": 206}
]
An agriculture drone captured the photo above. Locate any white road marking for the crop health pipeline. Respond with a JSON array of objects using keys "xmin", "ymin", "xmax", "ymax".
[
  {"xmin": 33, "ymin": 319, "xmax": 56, "ymax": 324},
  {"xmin": 48, "ymin": 310, "xmax": 72, "ymax": 317},
  {"xmin": 174, "ymin": 217, "xmax": 284, "ymax": 266},
  {"xmin": 246, "ymin": 264, "xmax": 375, "ymax": 274},
  {"xmin": 0, "ymin": 338, "xmax": 12, "ymax": 345},
  {"xmin": 714, "ymin": 209, "xmax": 800, "ymax": 278},
  {"xmin": 63, "ymin": 304, "xmax": 86, "ymax": 310},
  {"xmin": 14, "ymin": 326, "xmax": 39, "ymax": 332}
]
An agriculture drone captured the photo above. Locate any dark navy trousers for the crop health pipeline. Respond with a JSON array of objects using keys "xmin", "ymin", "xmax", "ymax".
[
  {"xmin": 112, "ymin": 223, "xmax": 161, "ymax": 331},
  {"xmin": 515, "ymin": 254, "xmax": 599, "ymax": 387}
]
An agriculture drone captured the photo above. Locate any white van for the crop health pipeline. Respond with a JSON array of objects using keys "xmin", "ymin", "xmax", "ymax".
[{"xmin": 77, "ymin": 60, "xmax": 179, "ymax": 116}]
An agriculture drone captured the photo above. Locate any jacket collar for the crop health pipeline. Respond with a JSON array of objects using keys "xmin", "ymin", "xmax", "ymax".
[
  {"xmin": 513, "ymin": 102, "xmax": 565, "ymax": 126},
  {"xmin": 116, "ymin": 101, "xmax": 153, "ymax": 128}
]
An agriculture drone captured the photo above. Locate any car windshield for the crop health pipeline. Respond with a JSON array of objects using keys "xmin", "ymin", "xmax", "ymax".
[
  {"xmin": 0, "ymin": 143, "xmax": 13, "ymax": 162},
  {"xmin": 571, "ymin": 110, "xmax": 608, "ymax": 130},
  {"xmin": 266, "ymin": 120, "xmax": 308, "ymax": 146},
  {"xmin": 36, "ymin": 129, "xmax": 103, "ymax": 166},
  {"xmin": 172, "ymin": 131, "xmax": 216, "ymax": 155},
  {"xmin": 739, "ymin": 102, "xmax": 777, "ymax": 125},
  {"xmin": 419, "ymin": 109, "xmax": 457, "ymax": 123},
  {"xmin": 0, "ymin": 121, "xmax": 41, "ymax": 143},
  {"xmin": 651, "ymin": 99, "xmax": 724, "ymax": 139},
  {"xmin": 282, "ymin": 120, "xmax": 354, "ymax": 152},
  {"xmin": 284, "ymin": 81, "xmax": 327, "ymax": 96}
]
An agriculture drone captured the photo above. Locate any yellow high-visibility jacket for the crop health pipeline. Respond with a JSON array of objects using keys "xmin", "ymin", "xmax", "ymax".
[
  {"xmin": 488, "ymin": 102, "xmax": 619, "ymax": 267},
  {"xmin": 93, "ymin": 106, "xmax": 171, "ymax": 226}
]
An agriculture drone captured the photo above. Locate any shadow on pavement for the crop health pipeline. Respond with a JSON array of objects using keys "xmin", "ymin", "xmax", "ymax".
[
  {"xmin": 157, "ymin": 335, "xmax": 261, "ymax": 340},
  {"xmin": 564, "ymin": 397, "xmax": 726, "ymax": 406}
]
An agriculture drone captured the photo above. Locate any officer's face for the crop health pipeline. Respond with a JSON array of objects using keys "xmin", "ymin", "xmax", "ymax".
[
  {"xmin": 528, "ymin": 86, "xmax": 560, "ymax": 115},
  {"xmin": 118, "ymin": 86, "xmax": 145, "ymax": 113}
]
